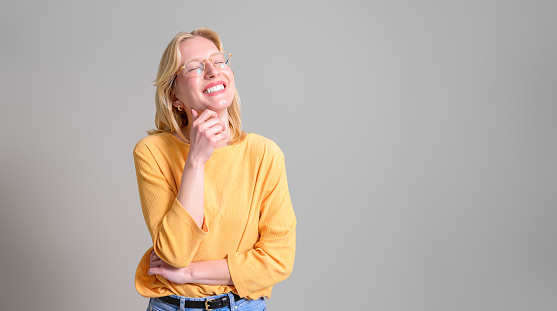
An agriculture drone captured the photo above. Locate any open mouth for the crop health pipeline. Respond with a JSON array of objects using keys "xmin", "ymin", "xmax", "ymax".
[{"xmin": 203, "ymin": 82, "xmax": 226, "ymax": 94}]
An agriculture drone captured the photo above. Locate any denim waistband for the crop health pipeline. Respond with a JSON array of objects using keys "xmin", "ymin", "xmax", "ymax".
[
  {"xmin": 166, "ymin": 292, "xmax": 234, "ymax": 301},
  {"xmin": 151, "ymin": 292, "xmax": 243, "ymax": 311}
]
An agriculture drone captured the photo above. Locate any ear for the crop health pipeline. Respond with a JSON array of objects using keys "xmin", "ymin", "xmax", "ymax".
[{"xmin": 171, "ymin": 94, "xmax": 183, "ymax": 110}]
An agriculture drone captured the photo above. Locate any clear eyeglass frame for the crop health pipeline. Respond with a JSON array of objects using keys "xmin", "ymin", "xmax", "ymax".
[{"xmin": 174, "ymin": 51, "xmax": 232, "ymax": 80}]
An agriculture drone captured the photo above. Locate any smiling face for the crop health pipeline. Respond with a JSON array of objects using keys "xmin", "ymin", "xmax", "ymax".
[{"xmin": 172, "ymin": 36, "xmax": 235, "ymax": 115}]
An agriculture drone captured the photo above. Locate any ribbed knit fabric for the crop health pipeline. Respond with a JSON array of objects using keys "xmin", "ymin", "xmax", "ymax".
[{"xmin": 133, "ymin": 131, "xmax": 296, "ymax": 299}]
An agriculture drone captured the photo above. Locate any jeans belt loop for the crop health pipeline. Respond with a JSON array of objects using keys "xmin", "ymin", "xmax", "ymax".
[{"xmin": 180, "ymin": 296, "xmax": 185, "ymax": 311}]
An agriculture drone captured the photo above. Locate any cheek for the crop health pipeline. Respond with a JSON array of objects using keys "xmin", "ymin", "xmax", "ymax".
[
  {"xmin": 227, "ymin": 82, "xmax": 236, "ymax": 101},
  {"xmin": 184, "ymin": 79, "xmax": 198, "ymax": 92},
  {"xmin": 226, "ymin": 73, "xmax": 235, "ymax": 95},
  {"xmin": 177, "ymin": 80, "xmax": 200, "ymax": 102}
]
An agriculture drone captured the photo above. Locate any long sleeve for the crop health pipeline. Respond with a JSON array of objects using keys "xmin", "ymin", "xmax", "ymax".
[
  {"xmin": 227, "ymin": 150, "xmax": 297, "ymax": 298},
  {"xmin": 133, "ymin": 142, "xmax": 208, "ymax": 268}
]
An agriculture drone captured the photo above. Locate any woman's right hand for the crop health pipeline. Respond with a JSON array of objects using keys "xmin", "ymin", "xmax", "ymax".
[
  {"xmin": 187, "ymin": 109, "xmax": 228, "ymax": 166},
  {"xmin": 149, "ymin": 250, "xmax": 191, "ymax": 284}
]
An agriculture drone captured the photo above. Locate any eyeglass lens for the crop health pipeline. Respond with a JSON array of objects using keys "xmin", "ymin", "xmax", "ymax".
[{"xmin": 184, "ymin": 52, "xmax": 230, "ymax": 76}]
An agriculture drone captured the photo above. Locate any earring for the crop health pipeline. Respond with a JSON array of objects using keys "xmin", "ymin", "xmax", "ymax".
[{"xmin": 177, "ymin": 105, "xmax": 183, "ymax": 112}]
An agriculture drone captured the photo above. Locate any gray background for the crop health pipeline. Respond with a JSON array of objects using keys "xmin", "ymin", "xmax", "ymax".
[{"xmin": 1, "ymin": 0, "xmax": 555, "ymax": 310}]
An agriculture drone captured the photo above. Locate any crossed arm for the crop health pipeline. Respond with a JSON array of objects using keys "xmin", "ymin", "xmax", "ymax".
[{"xmin": 148, "ymin": 250, "xmax": 233, "ymax": 285}]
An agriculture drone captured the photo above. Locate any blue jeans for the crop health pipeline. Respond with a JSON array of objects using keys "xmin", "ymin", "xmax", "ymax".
[{"xmin": 147, "ymin": 292, "xmax": 267, "ymax": 311}]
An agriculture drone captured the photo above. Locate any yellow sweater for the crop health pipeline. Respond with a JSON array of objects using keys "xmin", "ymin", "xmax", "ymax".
[{"xmin": 133, "ymin": 131, "xmax": 296, "ymax": 299}]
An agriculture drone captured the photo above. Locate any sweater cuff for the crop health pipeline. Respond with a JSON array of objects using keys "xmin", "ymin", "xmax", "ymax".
[
  {"xmin": 228, "ymin": 251, "xmax": 261, "ymax": 298},
  {"xmin": 227, "ymin": 252, "xmax": 246, "ymax": 297},
  {"xmin": 169, "ymin": 198, "xmax": 209, "ymax": 234},
  {"xmin": 155, "ymin": 198, "xmax": 208, "ymax": 267}
]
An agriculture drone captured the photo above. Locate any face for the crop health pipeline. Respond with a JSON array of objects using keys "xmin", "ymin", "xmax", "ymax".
[{"xmin": 172, "ymin": 36, "xmax": 235, "ymax": 115}]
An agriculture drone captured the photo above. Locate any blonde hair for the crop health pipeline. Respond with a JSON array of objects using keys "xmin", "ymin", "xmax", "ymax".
[{"xmin": 147, "ymin": 28, "xmax": 245, "ymax": 144}]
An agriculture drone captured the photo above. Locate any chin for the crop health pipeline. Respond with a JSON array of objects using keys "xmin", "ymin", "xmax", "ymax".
[
  {"xmin": 201, "ymin": 100, "xmax": 232, "ymax": 112},
  {"xmin": 212, "ymin": 94, "xmax": 234, "ymax": 110}
]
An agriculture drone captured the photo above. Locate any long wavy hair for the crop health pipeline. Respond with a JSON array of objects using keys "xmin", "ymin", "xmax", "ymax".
[{"xmin": 147, "ymin": 28, "xmax": 245, "ymax": 144}]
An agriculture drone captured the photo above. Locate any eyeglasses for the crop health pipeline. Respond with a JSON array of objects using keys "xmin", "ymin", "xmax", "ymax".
[{"xmin": 175, "ymin": 51, "xmax": 232, "ymax": 78}]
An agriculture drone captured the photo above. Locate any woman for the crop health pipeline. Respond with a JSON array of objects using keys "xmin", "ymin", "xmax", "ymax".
[{"xmin": 133, "ymin": 28, "xmax": 296, "ymax": 311}]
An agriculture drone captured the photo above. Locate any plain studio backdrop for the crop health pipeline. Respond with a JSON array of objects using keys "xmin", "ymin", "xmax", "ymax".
[{"xmin": 0, "ymin": 1, "xmax": 555, "ymax": 310}]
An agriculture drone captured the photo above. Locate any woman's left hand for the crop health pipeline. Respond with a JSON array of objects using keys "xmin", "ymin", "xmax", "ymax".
[{"xmin": 149, "ymin": 250, "xmax": 191, "ymax": 284}]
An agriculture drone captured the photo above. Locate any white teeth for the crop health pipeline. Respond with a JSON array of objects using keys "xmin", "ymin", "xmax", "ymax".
[{"xmin": 203, "ymin": 84, "xmax": 225, "ymax": 94}]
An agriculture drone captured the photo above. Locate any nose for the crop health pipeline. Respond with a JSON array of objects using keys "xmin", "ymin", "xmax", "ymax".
[{"xmin": 203, "ymin": 60, "xmax": 219, "ymax": 78}]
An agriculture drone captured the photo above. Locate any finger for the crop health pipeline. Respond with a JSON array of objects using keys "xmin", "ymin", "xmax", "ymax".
[
  {"xmin": 191, "ymin": 108, "xmax": 199, "ymax": 120},
  {"xmin": 214, "ymin": 116, "xmax": 226, "ymax": 131},
  {"xmin": 151, "ymin": 251, "xmax": 159, "ymax": 261},
  {"xmin": 212, "ymin": 131, "xmax": 229, "ymax": 142},
  {"xmin": 193, "ymin": 109, "xmax": 219, "ymax": 125},
  {"xmin": 148, "ymin": 267, "xmax": 162, "ymax": 276},
  {"xmin": 197, "ymin": 118, "xmax": 226, "ymax": 133},
  {"xmin": 204, "ymin": 124, "xmax": 227, "ymax": 137},
  {"xmin": 150, "ymin": 259, "xmax": 162, "ymax": 268}
]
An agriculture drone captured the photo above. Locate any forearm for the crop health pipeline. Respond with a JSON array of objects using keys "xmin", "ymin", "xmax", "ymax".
[
  {"xmin": 187, "ymin": 259, "xmax": 233, "ymax": 285},
  {"xmin": 176, "ymin": 159, "xmax": 205, "ymax": 228}
]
